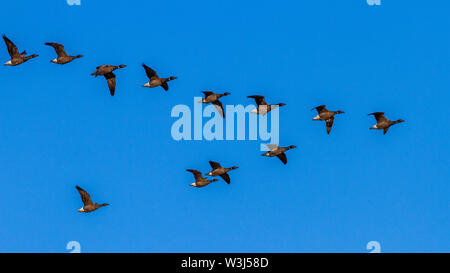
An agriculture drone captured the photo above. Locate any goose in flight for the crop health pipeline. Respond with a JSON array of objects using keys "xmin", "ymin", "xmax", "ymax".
[
  {"xmin": 142, "ymin": 63, "xmax": 177, "ymax": 91},
  {"xmin": 205, "ymin": 161, "xmax": 238, "ymax": 184},
  {"xmin": 45, "ymin": 42, "xmax": 83, "ymax": 64},
  {"xmin": 3, "ymin": 35, "xmax": 38, "ymax": 66},
  {"xmin": 247, "ymin": 95, "xmax": 286, "ymax": 115},
  {"xmin": 91, "ymin": 64, "xmax": 126, "ymax": 96},
  {"xmin": 368, "ymin": 112, "xmax": 404, "ymax": 135},
  {"xmin": 199, "ymin": 91, "xmax": 230, "ymax": 117},
  {"xmin": 262, "ymin": 144, "xmax": 296, "ymax": 165},
  {"xmin": 311, "ymin": 105, "xmax": 345, "ymax": 134},
  {"xmin": 187, "ymin": 169, "xmax": 219, "ymax": 188},
  {"xmin": 75, "ymin": 186, "xmax": 109, "ymax": 213}
]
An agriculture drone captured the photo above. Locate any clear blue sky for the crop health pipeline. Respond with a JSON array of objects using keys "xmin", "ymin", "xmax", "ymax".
[{"xmin": 0, "ymin": 0, "xmax": 448, "ymax": 253}]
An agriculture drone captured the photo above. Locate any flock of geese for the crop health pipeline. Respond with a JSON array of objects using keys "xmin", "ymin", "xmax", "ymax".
[{"xmin": 2, "ymin": 34, "xmax": 405, "ymax": 213}]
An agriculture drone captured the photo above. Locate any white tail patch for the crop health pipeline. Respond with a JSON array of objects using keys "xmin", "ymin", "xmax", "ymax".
[{"xmin": 4, "ymin": 60, "xmax": 12, "ymax": 65}]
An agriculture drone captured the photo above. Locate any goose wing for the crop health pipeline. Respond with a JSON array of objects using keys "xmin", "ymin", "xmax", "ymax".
[
  {"xmin": 45, "ymin": 42, "xmax": 68, "ymax": 57},
  {"xmin": 326, "ymin": 117, "xmax": 334, "ymax": 134},
  {"xmin": 208, "ymin": 161, "xmax": 222, "ymax": 170},
  {"xmin": 247, "ymin": 95, "xmax": 267, "ymax": 106},
  {"xmin": 202, "ymin": 91, "xmax": 214, "ymax": 97},
  {"xmin": 276, "ymin": 153, "xmax": 287, "ymax": 165},
  {"xmin": 76, "ymin": 186, "xmax": 94, "ymax": 206},
  {"xmin": 312, "ymin": 105, "xmax": 327, "ymax": 114},
  {"xmin": 212, "ymin": 100, "xmax": 225, "ymax": 117},
  {"xmin": 369, "ymin": 112, "xmax": 388, "ymax": 123},
  {"xmin": 3, "ymin": 35, "xmax": 20, "ymax": 58},
  {"xmin": 104, "ymin": 72, "xmax": 116, "ymax": 96},
  {"xmin": 187, "ymin": 169, "xmax": 204, "ymax": 181},
  {"xmin": 142, "ymin": 63, "xmax": 158, "ymax": 80},
  {"xmin": 220, "ymin": 173, "xmax": 231, "ymax": 184},
  {"xmin": 161, "ymin": 82, "xmax": 169, "ymax": 91}
]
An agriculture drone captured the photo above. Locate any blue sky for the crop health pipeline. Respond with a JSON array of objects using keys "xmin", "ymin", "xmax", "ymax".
[{"xmin": 0, "ymin": 0, "xmax": 448, "ymax": 253}]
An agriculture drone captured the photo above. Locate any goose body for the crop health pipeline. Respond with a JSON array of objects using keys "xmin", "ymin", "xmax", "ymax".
[
  {"xmin": 3, "ymin": 35, "xmax": 38, "ymax": 66},
  {"xmin": 75, "ymin": 186, "xmax": 109, "ymax": 213},
  {"xmin": 199, "ymin": 91, "xmax": 230, "ymax": 117},
  {"xmin": 91, "ymin": 64, "xmax": 126, "ymax": 96},
  {"xmin": 368, "ymin": 112, "xmax": 404, "ymax": 135},
  {"xmin": 205, "ymin": 161, "xmax": 238, "ymax": 184},
  {"xmin": 45, "ymin": 42, "xmax": 82, "ymax": 64},
  {"xmin": 187, "ymin": 169, "xmax": 219, "ymax": 188},
  {"xmin": 247, "ymin": 95, "xmax": 286, "ymax": 115},
  {"xmin": 311, "ymin": 105, "xmax": 345, "ymax": 134},
  {"xmin": 142, "ymin": 63, "xmax": 177, "ymax": 91},
  {"xmin": 262, "ymin": 144, "xmax": 296, "ymax": 165}
]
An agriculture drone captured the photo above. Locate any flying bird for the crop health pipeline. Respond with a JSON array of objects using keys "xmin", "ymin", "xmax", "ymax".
[
  {"xmin": 75, "ymin": 186, "xmax": 109, "ymax": 213},
  {"xmin": 91, "ymin": 64, "xmax": 126, "ymax": 96},
  {"xmin": 368, "ymin": 112, "xmax": 405, "ymax": 135},
  {"xmin": 3, "ymin": 35, "xmax": 38, "ymax": 66},
  {"xmin": 187, "ymin": 169, "xmax": 219, "ymax": 188},
  {"xmin": 311, "ymin": 105, "xmax": 345, "ymax": 134},
  {"xmin": 199, "ymin": 91, "xmax": 230, "ymax": 117},
  {"xmin": 262, "ymin": 144, "xmax": 296, "ymax": 165},
  {"xmin": 247, "ymin": 95, "xmax": 286, "ymax": 115},
  {"xmin": 205, "ymin": 161, "xmax": 238, "ymax": 184},
  {"xmin": 45, "ymin": 42, "xmax": 83, "ymax": 64},
  {"xmin": 142, "ymin": 63, "xmax": 177, "ymax": 91}
]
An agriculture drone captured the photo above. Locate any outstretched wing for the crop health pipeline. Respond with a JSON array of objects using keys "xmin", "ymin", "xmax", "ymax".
[
  {"xmin": 247, "ymin": 95, "xmax": 267, "ymax": 106},
  {"xmin": 76, "ymin": 186, "xmax": 94, "ymax": 206},
  {"xmin": 161, "ymin": 82, "xmax": 169, "ymax": 91},
  {"xmin": 142, "ymin": 63, "xmax": 158, "ymax": 80},
  {"xmin": 3, "ymin": 35, "xmax": 20, "ymax": 58},
  {"xmin": 266, "ymin": 144, "xmax": 279, "ymax": 151},
  {"xmin": 312, "ymin": 105, "xmax": 327, "ymax": 114},
  {"xmin": 276, "ymin": 153, "xmax": 287, "ymax": 165},
  {"xmin": 208, "ymin": 161, "xmax": 222, "ymax": 170},
  {"xmin": 383, "ymin": 127, "xmax": 389, "ymax": 135},
  {"xmin": 104, "ymin": 72, "xmax": 116, "ymax": 96},
  {"xmin": 369, "ymin": 112, "xmax": 388, "ymax": 123},
  {"xmin": 326, "ymin": 117, "xmax": 334, "ymax": 134},
  {"xmin": 212, "ymin": 100, "xmax": 225, "ymax": 117},
  {"xmin": 202, "ymin": 91, "xmax": 214, "ymax": 97},
  {"xmin": 45, "ymin": 42, "xmax": 68, "ymax": 57},
  {"xmin": 220, "ymin": 173, "xmax": 231, "ymax": 184},
  {"xmin": 187, "ymin": 169, "xmax": 204, "ymax": 181}
]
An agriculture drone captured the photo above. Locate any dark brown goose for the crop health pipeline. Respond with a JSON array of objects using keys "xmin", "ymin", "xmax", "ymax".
[
  {"xmin": 262, "ymin": 144, "xmax": 296, "ymax": 165},
  {"xmin": 142, "ymin": 63, "xmax": 177, "ymax": 91},
  {"xmin": 75, "ymin": 186, "xmax": 109, "ymax": 213},
  {"xmin": 247, "ymin": 95, "xmax": 286, "ymax": 115},
  {"xmin": 45, "ymin": 42, "xmax": 83, "ymax": 64},
  {"xmin": 368, "ymin": 112, "xmax": 404, "ymax": 135},
  {"xmin": 187, "ymin": 169, "xmax": 218, "ymax": 188},
  {"xmin": 3, "ymin": 35, "xmax": 38, "ymax": 66},
  {"xmin": 91, "ymin": 64, "xmax": 126, "ymax": 96},
  {"xmin": 199, "ymin": 91, "xmax": 230, "ymax": 117},
  {"xmin": 311, "ymin": 105, "xmax": 345, "ymax": 134},
  {"xmin": 205, "ymin": 161, "xmax": 238, "ymax": 184}
]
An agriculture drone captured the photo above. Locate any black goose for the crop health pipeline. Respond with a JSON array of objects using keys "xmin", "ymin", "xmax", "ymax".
[
  {"xmin": 3, "ymin": 35, "xmax": 38, "ymax": 66},
  {"xmin": 75, "ymin": 186, "xmax": 109, "ymax": 213},
  {"xmin": 91, "ymin": 64, "xmax": 126, "ymax": 96},
  {"xmin": 187, "ymin": 169, "xmax": 218, "ymax": 188},
  {"xmin": 199, "ymin": 91, "xmax": 230, "ymax": 117},
  {"xmin": 311, "ymin": 105, "xmax": 345, "ymax": 134},
  {"xmin": 247, "ymin": 95, "xmax": 286, "ymax": 115},
  {"xmin": 205, "ymin": 161, "xmax": 238, "ymax": 184},
  {"xmin": 262, "ymin": 144, "xmax": 296, "ymax": 165},
  {"xmin": 45, "ymin": 42, "xmax": 83, "ymax": 64},
  {"xmin": 368, "ymin": 112, "xmax": 404, "ymax": 135},
  {"xmin": 142, "ymin": 63, "xmax": 177, "ymax": 91}
]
